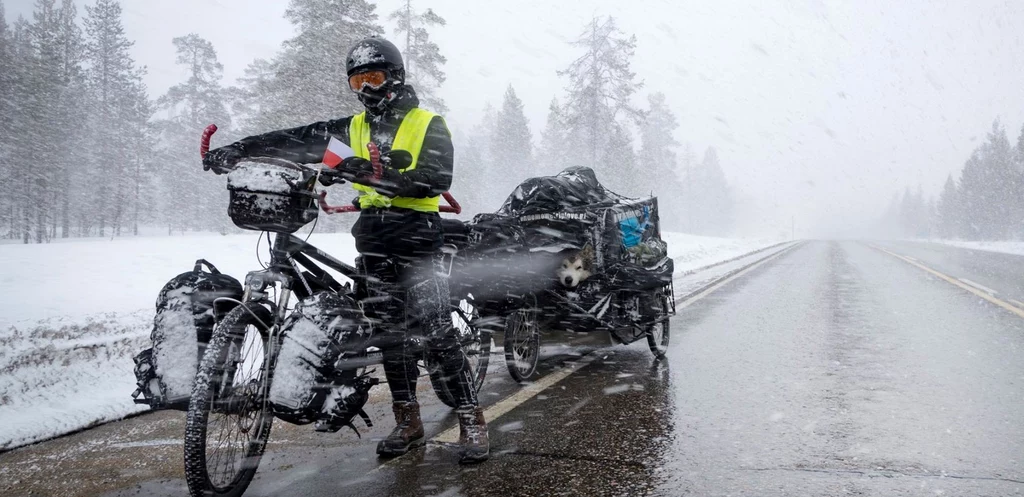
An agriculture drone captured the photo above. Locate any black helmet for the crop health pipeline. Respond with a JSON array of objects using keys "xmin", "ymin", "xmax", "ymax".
[
  {"xmin": 346, "ymin": 37, "xmax": 405, "ymax": 83},
  {"xmin": 346, "ymin": 38, "xmax": 405, "ymax": 111}
]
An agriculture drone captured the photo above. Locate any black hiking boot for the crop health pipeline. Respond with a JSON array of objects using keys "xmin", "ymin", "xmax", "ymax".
[
  {"xmin": 456, "ymin": 406, "xmax": 489, "ymax": 464},
  {"xmin": 376, "ymin": 401, "xmax": 425, "ymax": 457}
]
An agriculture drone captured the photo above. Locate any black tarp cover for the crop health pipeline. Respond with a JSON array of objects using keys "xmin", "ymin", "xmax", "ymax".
[{"xmin": 497, "ymin": 167, "xmax": 619, "ymax": 216}]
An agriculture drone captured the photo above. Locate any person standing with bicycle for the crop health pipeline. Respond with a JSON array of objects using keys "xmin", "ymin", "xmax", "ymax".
[{"xmin": 202, "ymin": 37, "xmax": 488, "ymax": 464}]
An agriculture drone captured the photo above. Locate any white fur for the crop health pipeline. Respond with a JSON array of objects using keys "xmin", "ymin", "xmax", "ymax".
[{"xmin": 557, "ymin": 251, "xmax": 594, "ymax": 288}]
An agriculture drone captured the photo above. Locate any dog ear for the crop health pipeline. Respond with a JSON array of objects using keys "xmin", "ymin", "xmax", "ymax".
[{"xmin": 579, "ymin": 244, "xmax": 596, "ymax": 271}]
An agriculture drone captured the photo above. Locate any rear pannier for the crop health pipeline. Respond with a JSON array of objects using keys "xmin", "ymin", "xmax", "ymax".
[{"xmin": 132, "ymin": 260, "xmax": 243, "ymax": 410}]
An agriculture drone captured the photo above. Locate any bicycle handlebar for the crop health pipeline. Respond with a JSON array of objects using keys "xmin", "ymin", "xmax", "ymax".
[
  {"xmin": 201, "ymin": 123, "xmax": 462, "ymax": 216},
  {"xmin": 200, "ymin": 124, "xmax": 218, "ymax": 159}
]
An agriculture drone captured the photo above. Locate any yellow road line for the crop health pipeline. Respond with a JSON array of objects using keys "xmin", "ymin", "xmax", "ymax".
[{"xmin": 871, "ymin": 245, "xmax": 1024, "ymax": 320}]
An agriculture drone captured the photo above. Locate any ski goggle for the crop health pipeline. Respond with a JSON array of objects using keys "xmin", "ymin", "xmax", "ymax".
[{"xmin": 348, "ymin": 70, "xmax": 388, "ymax": 92}]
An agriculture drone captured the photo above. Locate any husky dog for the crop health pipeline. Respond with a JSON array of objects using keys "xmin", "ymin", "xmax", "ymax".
[{"xmin": 557, "ymin": 245, "xmax": 595, "ymax": 288}]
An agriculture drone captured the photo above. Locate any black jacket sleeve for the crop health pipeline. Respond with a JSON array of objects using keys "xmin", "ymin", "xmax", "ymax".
[
  {"xmin": 229, "ymin": 117, "xmax": 353, "ymax": 164},
  {"xmin": 374, "ymin": 116, "xmax": 454, "ymax": 199}
]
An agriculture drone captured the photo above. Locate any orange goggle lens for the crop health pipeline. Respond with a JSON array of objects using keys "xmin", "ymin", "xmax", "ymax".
[{"xmin": 349, "ymin": 70, "xmax": 388, "ymax": 91}]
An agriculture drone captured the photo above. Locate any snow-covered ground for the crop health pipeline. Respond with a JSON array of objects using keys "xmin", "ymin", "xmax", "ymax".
[
  {"xmin": 926, "ymin": 239, "xmax": 1024, "ymax": 257},
  {"xmin": 0, "ymin": 230, "xmax": 781, "ymax": 450},
  {"xmin": 663, "ymin": 232, "xmax": 785, "ymax": 273}
]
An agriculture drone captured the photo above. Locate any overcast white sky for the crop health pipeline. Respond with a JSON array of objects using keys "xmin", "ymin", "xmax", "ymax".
[{"xmin": 8, "ymin": 0, "xmax": 1024, "ymax": 237}]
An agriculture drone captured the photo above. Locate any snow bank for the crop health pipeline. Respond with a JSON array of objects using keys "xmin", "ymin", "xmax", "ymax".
[
  {"xmin": 0, "ymin": 230, "xmax": 778, "ymax": 450},
  {"xmin": 926, "ymin": 239, "xmax": 1024, "ymax": 257},
  {"xmin": 662, "ymin": 232, "xmax": 785, "ymax": 273},
  {"xmin": 0, "ymin": 231, "xmax": 360, "ymax": 450}
]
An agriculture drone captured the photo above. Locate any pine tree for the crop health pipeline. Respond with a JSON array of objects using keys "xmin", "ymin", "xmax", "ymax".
[
  {"xmin": 156, "ymin": 34, "xmax": 231, "ymax": 233},
  {"xmin": 241, "ymin": 0, "xmax": 383, "ymax": 129},
  {"xmin": 537, "ymin": 97, "xmax": 570, "ymax": 176},
  {"xmin": 558, "ymin": 16, "xmax": 643, "ymax": 182},
  {"xmin": 0, "ymin": 1, "xmax": 14, "ymax": 237},
  {"xmin": 15, "ymin": 0, "xmax": 86, "ymax": 242},
  {"xmin": 454, "ymin": 104, "xmax": 499, "ymax": 212},
  {"xmin": 600, "ymin": 121, "xmax": 636, "ymax": 194},
  {"xmin": 389, "ymin": 0, "xmax": 447, "ymax": 113},
  {"xmin": 1015, "ymin": 123, "xmax": 1024, "ymax": 165},
  {"xmin": 7, "ymin": 17, "xmax": 35, "ymax": 241},
  {"xmin": 958, "ymin": 149, "xmax": 986, "ymax": 239},
  {"xmin": 83, "ymin": 0, "xmax": 150, "ymax": 237},
  {"xmin": 936, "ymin": 174, "xmax": 959, "ymax": 239},
  {"xmin": 489, "ymin": 85, "xmax": 533, "ymax": 189},
  {"xmin": 637, "ymin": 92, "xmax": 685, "ymax": 226},
  {"xmin": 451, "ymin": 133, "xmax": 488, "ymax": 216},
  {"xmin": 676, "ymin": 143, "xmax": 697, "ymax": 233},
  {"xmin": 981, "ymin": 120, "xmax": 1015, "ymax": 239},
  {"xmin": 232, "ymin": 58, "xmax": 277, "ymax": 134},
  {"xmin": 687, "ymin": 147, "xmax": 734, "ymax": 236}
]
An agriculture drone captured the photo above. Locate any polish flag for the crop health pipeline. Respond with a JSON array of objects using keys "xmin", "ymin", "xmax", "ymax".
[{"xmin": 323, "ymin": 137, "xmax": 355, "ymax": 168}]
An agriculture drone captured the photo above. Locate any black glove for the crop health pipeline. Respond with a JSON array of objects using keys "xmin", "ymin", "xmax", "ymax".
[
  {"xmin": 203, "ymin": 145, "xmax": 245, "ymax": 174},
  {"xmin": 337, "ymin": 156, "xmax": 375, "ymax": 182},
  {"xmin": 381, "ymin": 149, "xmax": 413, "ymax": 170},
  {"xmin": 339, "ymin": 156, "xmax": 373, "ymax": 175},
  {"xmin": 317, "ymin": 167, "xmax": 346, "ymax": 187}
]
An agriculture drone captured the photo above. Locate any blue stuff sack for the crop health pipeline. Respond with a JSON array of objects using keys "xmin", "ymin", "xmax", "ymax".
[{"xmin": 619, "ymin": 206, "xmax": 650, "ymax": 249}]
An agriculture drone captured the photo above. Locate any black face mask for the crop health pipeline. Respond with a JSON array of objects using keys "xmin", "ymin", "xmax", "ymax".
[{"xmin": 356, "ymin": 84, "xmax": 399, "ymax": 116}]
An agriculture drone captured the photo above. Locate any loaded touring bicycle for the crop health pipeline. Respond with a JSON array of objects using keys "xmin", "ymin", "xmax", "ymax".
[
  {"xmin": 129, "ymin": 126, "xmax": 673, "ymax": 497},
  {"xmin": 130, "ymin": 125, "xmax": 487, "ymax": 497}
]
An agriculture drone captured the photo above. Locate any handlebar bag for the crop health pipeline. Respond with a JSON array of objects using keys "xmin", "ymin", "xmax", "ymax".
[{"xmin": 226, "ymin": 161, "xmax": 318, "ymax": 233}]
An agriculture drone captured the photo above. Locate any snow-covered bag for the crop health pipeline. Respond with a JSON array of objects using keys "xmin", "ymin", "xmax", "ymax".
[
  {"xmin": 132, "ymin": 260, "xmax": 242, "ymax": 410},
  {"xmin": 226, "ymin": 160, "xmax": 318, "ymax": 233},
  {"xmin": 268, "ymin": 292, "xmax": 369, "ymax": 424}
]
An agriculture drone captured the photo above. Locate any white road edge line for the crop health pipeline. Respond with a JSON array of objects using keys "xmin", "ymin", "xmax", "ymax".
[
  {"xmin": 957, "ymin": 278, "xmax": 997, "ymax": 295},
  {"xmin": 871, "ymin": 245, "xmax": 1024, "ymax": 320}
]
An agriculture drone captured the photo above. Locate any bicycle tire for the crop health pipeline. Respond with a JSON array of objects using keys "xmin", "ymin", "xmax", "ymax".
[
  {"xmin": 184, "ymin": 304, "xmax": 276, "ymax": 497},
  {"xmin": 646, "ymin": 292, "xmax": 671, "ymax": 359},
  {"xmin": 504, "ymin": 309, "xmax": 540, "ymax": 383}
]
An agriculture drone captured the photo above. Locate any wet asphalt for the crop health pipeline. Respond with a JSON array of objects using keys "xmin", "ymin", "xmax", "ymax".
[
  {"xmin": 11, "ymin": 240, "xmax": 1024, "ymax": 497},
  {"xmin": 875, "ymin": 240, "xmax": 1024, "ymax": 303}
]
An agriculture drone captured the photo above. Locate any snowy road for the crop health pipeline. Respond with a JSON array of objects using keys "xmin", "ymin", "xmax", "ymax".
[
  {"xmin": 875, "ymin": 240, "xmax": 1024, "ymax": 306},
  {"xmin": 5, "ymin": 241, "xmax": 1024, "ymax": 496}
]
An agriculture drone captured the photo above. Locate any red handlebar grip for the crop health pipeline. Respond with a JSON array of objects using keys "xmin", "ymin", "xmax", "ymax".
[
  {"xmin": 366, "ymin": 142, "xmax": 382, "ymax": 182},
  {"xmin": 200, "ymin": 124, "xmax": 218, "ymax": 159},
  {"xmin": 441, "ymin": 192, "xmax": 462, "ymax": 214}
]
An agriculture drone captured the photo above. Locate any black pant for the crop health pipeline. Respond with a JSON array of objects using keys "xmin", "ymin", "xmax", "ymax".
[{"xmin": 358, "ymin": 249, "xmax": 477, "ymax": 408}]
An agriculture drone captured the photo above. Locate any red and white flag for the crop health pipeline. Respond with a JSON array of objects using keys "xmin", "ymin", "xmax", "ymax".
[{"xmin": 323, "ymin": 136, "xmax": 355, "ymax": 168}]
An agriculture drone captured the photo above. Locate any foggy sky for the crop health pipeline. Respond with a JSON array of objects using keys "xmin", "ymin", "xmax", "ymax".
[{"xmin": 8, "ymin": 0, "xmax": 1024, "ymax": 237}]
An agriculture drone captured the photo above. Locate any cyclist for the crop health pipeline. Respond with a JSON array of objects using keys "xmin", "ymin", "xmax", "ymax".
[{"xmin": 202, "ymin": 37, "xmax": 488, "ymax": 464}]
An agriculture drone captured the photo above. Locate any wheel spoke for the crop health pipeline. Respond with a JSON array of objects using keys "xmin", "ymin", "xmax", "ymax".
[{"xmin": 203, "ymin": 322, "xmax": 269, "ymax": 489}]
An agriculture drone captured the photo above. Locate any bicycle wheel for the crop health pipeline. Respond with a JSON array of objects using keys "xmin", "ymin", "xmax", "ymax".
[
  {"xmin": 429, "ymin": 300, "xmax": 493, "ymax": 408},
  {"xmin": 646, "ymin": 292, "xmax": 671, "ymax": 359},
  {"xmin": 504, "ymin": 309, "xmax": 540, "ymax": 383},
  {"xmin": 185, "ymin": 304, "xmax": 276, "ymax": 497}
]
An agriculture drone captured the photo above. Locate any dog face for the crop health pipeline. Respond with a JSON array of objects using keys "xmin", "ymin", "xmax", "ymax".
[{"xmin": 557, "ymin": 245, "xmax": 595, "ymax": 288}]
